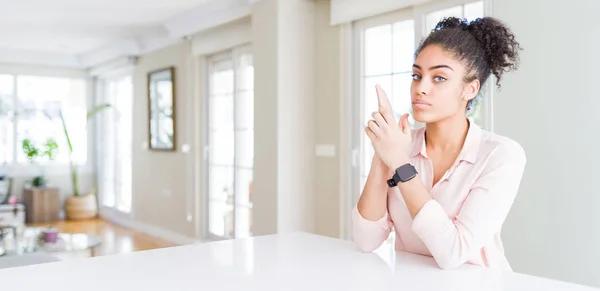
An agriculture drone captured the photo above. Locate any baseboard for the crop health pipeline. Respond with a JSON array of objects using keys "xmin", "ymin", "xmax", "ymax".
[{"xmin": 99, "ymin": 208, "xmax": 202, "ymax": 246}]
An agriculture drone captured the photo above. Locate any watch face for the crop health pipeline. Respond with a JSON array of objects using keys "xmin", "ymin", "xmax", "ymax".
[{"xmin": 397, "ymin": 164, "xmax": 416, "ymax": 181}]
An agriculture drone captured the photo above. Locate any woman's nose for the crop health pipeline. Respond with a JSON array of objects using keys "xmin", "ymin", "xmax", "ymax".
[{"xmin": 416, "ymin": 80, "xmax": 431, "ymax": 96}]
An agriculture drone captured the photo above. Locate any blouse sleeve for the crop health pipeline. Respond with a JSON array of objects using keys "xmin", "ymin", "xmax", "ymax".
[{"xmin": 351, "ymin": 202, "xmax": 393, "ymax": 252}]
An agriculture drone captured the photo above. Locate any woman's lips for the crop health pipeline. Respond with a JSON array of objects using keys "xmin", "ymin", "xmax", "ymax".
[{"xmin": 412, "ymin": 100, "xmax": 431, "ymax": 109}]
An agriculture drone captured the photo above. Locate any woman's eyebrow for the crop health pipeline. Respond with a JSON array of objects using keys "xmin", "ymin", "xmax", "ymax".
[{"xmin": 412, "ymin": 64, "xmax": 454, "ymax": 71}]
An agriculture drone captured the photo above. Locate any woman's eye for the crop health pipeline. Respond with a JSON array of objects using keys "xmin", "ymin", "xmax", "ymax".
[
  {"xmin": 411, "ymin": 74, "xmax": 421, "ymax": 80},
  {"xmin": 434, "ymin": 76, "xmax": 447, "ymax": 82}
]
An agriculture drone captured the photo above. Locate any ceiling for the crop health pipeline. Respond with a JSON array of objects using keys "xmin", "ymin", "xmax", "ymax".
[{"xmin": 0, "ymin": 0, "xmax": 225, "ymax": 68}]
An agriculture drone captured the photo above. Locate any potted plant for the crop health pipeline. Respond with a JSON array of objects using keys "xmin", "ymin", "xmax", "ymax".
[
  {"xmin": 61, "ymin": 104, "xmax": 111, "ymax": 220},
  {"xmin": 20, "ymin": 137, "xmax": 61, "ymax": 223},
  {"xmin": 21, "ymin": 138, "xmax": 58, "ymax": 188}
]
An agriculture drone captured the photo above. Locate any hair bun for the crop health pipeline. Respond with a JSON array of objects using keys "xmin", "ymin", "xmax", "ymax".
[
  {"xmin": 418, "ymin": 16, "xmax": 522, "ymax": 96},
  {"xmin": 466, "ymin": 17, "xmax": 521, "ymax": 88},
  {"xmin": 434, "ymin": 17, "xmax": 469, "ymax": 30}
]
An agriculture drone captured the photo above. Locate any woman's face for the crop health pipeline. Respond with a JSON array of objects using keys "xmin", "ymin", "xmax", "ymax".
[{"xmin": 410, "ymin": 44, "xmax": 479, "ymax": 124}]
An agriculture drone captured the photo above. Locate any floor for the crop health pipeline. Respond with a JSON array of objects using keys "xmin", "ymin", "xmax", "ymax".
[{"xmin": 27, "ymin": 218, "xmax": 178, "ymax": 257}]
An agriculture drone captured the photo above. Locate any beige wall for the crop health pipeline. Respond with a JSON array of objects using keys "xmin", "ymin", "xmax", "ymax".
[
  {"xmin": 250, "ymin": 0, "xmax": 344, "ymax": 237},
  {"xmin": 132, "ymin": 42, "xmax": 196, "ymax": 237},
  {"xmin": 314, "ymin": 0, "xmax": 342, "ymax": 238},
  {"xmin": 250, "ymin": 0, "xmax": 279, "ymax": 235},
  {"xmin": 252, "ymin": 0, "xmax": 318, "ymax": 235}
]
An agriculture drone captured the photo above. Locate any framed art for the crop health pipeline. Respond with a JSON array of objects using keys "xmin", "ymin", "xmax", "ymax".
[{"xmin": 147, "ymin": 66, "xmax": 176, "ymax": 151}]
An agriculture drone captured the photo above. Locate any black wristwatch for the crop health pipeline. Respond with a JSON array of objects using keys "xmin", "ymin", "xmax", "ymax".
[{"xmin": 386, "ymin": 163, "xmax": 418, "ymax": 187}]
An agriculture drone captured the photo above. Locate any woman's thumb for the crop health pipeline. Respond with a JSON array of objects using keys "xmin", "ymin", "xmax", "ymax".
[{"xmin": 398, "ymin": 113, "xmax": 410, "ymax": 134}]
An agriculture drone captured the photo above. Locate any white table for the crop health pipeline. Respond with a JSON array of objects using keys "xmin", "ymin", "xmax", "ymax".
[
  {"xmin": 0, "ymin": 252, "xmax": 59, "ymax": 269},
  {"xmin": 0, "ymin": 232, "xmax": 596, "ymax": 290}
]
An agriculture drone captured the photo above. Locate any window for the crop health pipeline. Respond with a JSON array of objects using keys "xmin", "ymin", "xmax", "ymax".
[
  {"xmin": 351, "ymin": 0, "xmax": 485, "ymax": 243},
  {"xmin": 359, "ymin": 18, "xmax": 416, "ymax": 192},
  {"xmin": 97, "ymin": 75, "xmax": 133, "ymax": 213},
  {"xmin": 205, "ymin": 45, "xmax": 254, "ymax": 240},
  {"xmin": 0, "ymin": 74, "xmax": 88, "ymax": 165},
  {"xmin": 0, "ymin": 75, "xmax": 14, "ymax": 164}
]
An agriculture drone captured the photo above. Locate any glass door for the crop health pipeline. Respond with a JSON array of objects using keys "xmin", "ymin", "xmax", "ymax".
[
  {"xmin": 98, "ymin": 75, "xmax": 133, "ymax": 213},
  {"xmin": 206, "ymin": 45, "xmax": 254, "ymax": 240}
]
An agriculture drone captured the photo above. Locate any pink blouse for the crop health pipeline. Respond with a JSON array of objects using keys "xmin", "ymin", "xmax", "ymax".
[{"xmin": 352, "ymin": 121, "xmax": 527, "ymax": 270}]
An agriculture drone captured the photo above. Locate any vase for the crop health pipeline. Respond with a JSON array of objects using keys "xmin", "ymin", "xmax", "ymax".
[
  {"xmin": 65, "ymin": 193, "xmax": 98, "ymax": 220},
  {"xmin": 42, "ymin": 228, "xmax": 59, "ymax": 243}
]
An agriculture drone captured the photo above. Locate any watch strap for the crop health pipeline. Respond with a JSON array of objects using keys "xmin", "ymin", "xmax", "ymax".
[{"xmin": 387, "ymin": 163, "xmax": 418, "ymax": 187}]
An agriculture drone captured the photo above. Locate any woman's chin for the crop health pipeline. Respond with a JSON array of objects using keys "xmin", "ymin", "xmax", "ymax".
[{"xmin": 412, "ymin": 111, "xmax": 433, "ymax": 124}]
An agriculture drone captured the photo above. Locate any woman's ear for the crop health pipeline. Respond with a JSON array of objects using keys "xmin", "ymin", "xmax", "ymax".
[{"xmin": 462, "ymin": 79, "xmax": 480, "ymax": 101}]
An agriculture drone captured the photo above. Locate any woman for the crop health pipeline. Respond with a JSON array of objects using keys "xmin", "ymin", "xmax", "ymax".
[{"xmin": 352, "ymin": 16, "xmax": 525, "ymax": 271}]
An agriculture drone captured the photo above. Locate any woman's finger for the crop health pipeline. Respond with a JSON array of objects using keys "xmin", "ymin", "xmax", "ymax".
[
  {"xmin": 365, "ymin": 126, "xmax": 376, "ymax": 140},
  {"xmin": 401, "ymin": 114, "xmax": 411, "ymax": 134},
  {"xmin": 376, "ymin": 85, "xmax": 395, "ymax": 123},
  {"xmin": 367, "ymin": 120, "xmax": 380, "ymax": 137},
  {"xmin": 371, "ymin": 111, "xmax": 386, "ymax": 127}
]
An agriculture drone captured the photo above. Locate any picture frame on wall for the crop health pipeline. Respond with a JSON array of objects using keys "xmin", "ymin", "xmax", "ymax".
[{"xmin": 147, "ymin": 66, "xmax": 176, "ymax": 151}]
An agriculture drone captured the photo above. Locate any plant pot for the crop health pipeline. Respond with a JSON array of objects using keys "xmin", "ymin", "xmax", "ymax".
[
  {"xmin": 65, "ymin": 193, "xmax": 98, "ymax": 220},
  {"xmin": 42, "ymin": 227, "xmax": 59, "ymax": 243},
  {"xmin": 32, "ymin": 176, "xmax": 47, "ymax": 188}
]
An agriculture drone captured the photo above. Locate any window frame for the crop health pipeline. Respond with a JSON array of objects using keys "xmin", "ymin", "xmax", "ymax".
[
  {"xmin": 203, "ymin": 43, "xmax": 254, "ymax": 241},
  {"xmin": 0, "ymin": 70, "xmax": 94, "ymax": 177}
]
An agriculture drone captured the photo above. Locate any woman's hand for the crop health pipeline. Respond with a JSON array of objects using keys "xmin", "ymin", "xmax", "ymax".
[
  {"xmin": 371, "ymin": 153, "xmax": 393, "ymax": 177},
  {"xmin": 364, "ymin": 85, "xmax": 413, "ymax": 171}
]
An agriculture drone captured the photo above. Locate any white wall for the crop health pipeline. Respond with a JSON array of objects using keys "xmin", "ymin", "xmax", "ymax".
[{"xmin": 493, "ymin": 0, "xmax": 600, "ymax": 287}]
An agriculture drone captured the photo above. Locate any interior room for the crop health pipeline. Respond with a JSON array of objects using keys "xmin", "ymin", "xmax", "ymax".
[{"xmin": 0, "ymin": 0, "xmax": 599, "ymax": 289}]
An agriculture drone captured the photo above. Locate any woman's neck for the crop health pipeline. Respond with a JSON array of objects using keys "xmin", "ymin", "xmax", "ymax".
[{"xmin": 424, "ymin": 115, "xmax": 470, "ymax": 152}]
